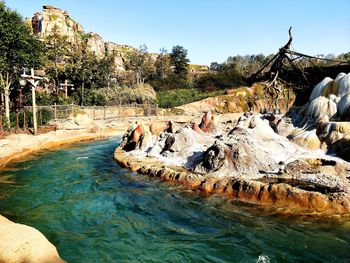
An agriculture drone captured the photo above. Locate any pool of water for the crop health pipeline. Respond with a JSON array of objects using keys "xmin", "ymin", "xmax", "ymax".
[{"xmin": 0, "ymin": 137, "xmax": 349, "ymax": 262}]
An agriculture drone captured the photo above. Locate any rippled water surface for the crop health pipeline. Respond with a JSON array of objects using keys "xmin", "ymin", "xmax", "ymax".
[{"xmin": 0, "ymin": 138, "xmax": 350, "ymax": 262}]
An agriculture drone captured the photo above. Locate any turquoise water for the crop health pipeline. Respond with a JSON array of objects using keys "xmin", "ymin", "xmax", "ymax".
[{"xmin": 0, "ymin": 138, "xmax": 350, "ymax": 263}]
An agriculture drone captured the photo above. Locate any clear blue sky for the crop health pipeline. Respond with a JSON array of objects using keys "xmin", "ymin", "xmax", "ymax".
[{"xmin": 4, "ymin": 0, "xmax": 350, "ymax": 65}]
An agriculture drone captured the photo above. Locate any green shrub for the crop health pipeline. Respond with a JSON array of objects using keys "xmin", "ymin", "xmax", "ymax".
[
  {"xmin": 150, "ymin": 75, "xmax": 192, "ymax": 91},
  {"xmin": 86, "ymin": 83, "xmax": 157, "ymax": 105},
  {"xmin": 194, "ymin": 71, "xmax": 246, "ymax": 92},
  {"xmin": 35, "ymin": 93, "xmax": 56, "ymax": 105}
]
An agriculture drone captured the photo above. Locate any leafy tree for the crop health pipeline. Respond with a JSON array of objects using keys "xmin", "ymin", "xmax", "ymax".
[
  {"xmin": 210, "ymin": 62, "xmax": 220, "ymax": 71},
  {"xmin": 155, "ymin": 48, "xmax": 172, "ymax": 79},
  {"xmin": 337, "ymin": 52, "xmax": 350, "ymax": 62},
  {"xmin": 94, "ymin": 50, "xmax": 116, "ymax": 89},
  {"xmin": 0, "ymin": 2, "xmax": 43, "ymax": 126},
  {"xmin": 44, "ymin": 25, "xmax": 69, "ymax": 93},
  {"xmin": 64, "ymin": 35, "xmax": 98, "ymax": 105},
  {"xmin": 126, "ymin": 45, "xmax": 155, "ymax": 85},
  {"xmin": 170, "ymin": 45, "xmax": 190, "ymax": 78}
]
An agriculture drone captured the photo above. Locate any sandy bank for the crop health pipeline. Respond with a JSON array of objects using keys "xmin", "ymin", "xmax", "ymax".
[{"xmin": 0, "ymin": 128, "xmax": 122, "ymax": 168}]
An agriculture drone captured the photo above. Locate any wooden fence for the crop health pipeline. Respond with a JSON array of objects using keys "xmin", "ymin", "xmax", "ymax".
[
  {"xmin": 24, "ymin": 103, "xmax": 158, "ymax": 121},
  {"xmin": 0, "ymin": 103, "xmax": 157, "ymax": 132}
]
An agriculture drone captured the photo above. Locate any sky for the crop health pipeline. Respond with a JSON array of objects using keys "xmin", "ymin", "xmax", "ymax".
[{"xmin": 4, "ymin": 0, "xmax": 350, "ymax": 65}]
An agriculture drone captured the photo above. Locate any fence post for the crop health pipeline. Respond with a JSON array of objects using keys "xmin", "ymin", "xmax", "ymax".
[
  {"xmin": 16, "ymin": 111, "xmax": 19, "ymax": 130},
  {"xmin": 54, "ymin": 103, "xmax": 57, "ymax": 121},
  {"xmin": 103, "ymin": 106, "xmax": 106, "ymax": 119},
  {"xmin": 0, "ymin": 110, "xmax": 2, "ymax": 131},
  {"xmin": 93, "ymin": 106, "xmax": 95, "ymax": 120},
  {"xmin": 40, "ymin": 110, "xmax": 43, "ymax": 127},
  {"xmin": 23, "ymin": 111, "xmax": 26, "ymax": 130}
]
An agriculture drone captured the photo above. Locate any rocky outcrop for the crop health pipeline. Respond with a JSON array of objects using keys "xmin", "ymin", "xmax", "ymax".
[
  {"xmin": 86, "ymin": 33, "xmax": 106, "ymax": 59},
  {"xmin": 31, "ymin": 5, "xmax": 209, "ymax": 76},
  {"xmin": 115, "ymin": 147, "xmax": 350, "ymax": 215},
  {"xmin": 115, "ymin": 111, "xmax": 350, "ymax": 215},
  {"xmin": 30, "ymin": 6, "xmax": 138, "ymax": 72},
  {"xmin": 32, "ymin": 5, "xmax": 83, "ymax": 43},
  {"xmin": 288, "ymin": 72, "xmax": 350, "ymax": 159},
  {"xmin": 177, "ymin": 84, "xmax": 296, "ymax": 115},
  {"xmin": 0, "ymin": 215, "xmax": 65, "ymax": 263}
]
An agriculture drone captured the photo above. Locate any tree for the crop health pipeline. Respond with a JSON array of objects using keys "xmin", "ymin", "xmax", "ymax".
[
  {"xmin": 0, "ymin": 2, "xmax": 43, "ymax": 127},
  {"xmin": 126, "ymin": 45, "xmax": 155, "ymax": 85},
  {"xmin": 155, "ymin": 48, "xmax": 172, "ymax": 79},
  {"xmin": 210, "ymin": 62, "xmax": 220, "ymax": 71},
  {"xmin": 64, "ymin": 35, "xmax": 98, "ymax": 106},
  {"xmin": 44, "ymin": 25, "xmax": 69, "ymax": 94},
  {"xmin": 170, "ymin": 45, "xmax": 190, "ymax": 78},
  {"xmin": 94, "ymin": 51, "xmax": 115, "ymax": 89}
]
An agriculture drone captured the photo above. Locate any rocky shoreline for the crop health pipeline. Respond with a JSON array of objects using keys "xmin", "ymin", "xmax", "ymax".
[
  {"xmin": 114, "ymin": 124, "xmax": 350, "ymax": 215},
  {"xmin": 115, "ymin": 73, "xmax": 350, "ymax": 215}
]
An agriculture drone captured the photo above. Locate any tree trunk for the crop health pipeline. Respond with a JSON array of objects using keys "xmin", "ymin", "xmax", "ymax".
[
  {"xmin": 0, "ymin": 73, "xmax": 13, "ymax": 128},
  {"xmin": 81, "ymin": 81, "xmax": 85, "ymax": 106},
  {"xmin": 4, "ymin": 87, "xmax": 10, "ymax": 128}
]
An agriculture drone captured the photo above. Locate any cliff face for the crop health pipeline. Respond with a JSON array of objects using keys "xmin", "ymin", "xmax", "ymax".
[
  {"xmin": 31, "ymin": 5, "xmax": 134, "ymax": 71},
  {"xmin": 32, "ymin": 5, "xmax": 83, "ymax": 44},
  {"xmin": 30, "ymin": 5, "xmax": 206, "ymax": 75},
  {"xmin": 86, "ymin": 33, "xmax": 105, "ymax": 59},
  {"xmin": 105, "ymin": 42, "xmax": 138, "ymax": 71}
]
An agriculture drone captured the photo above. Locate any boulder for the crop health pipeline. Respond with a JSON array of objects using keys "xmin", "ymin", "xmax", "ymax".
[
  {"xmin": 193, "ymin": 142, "xmax": 227, "ymax": 174},
  {"xmin": 150, "ymin": 120, "xmax": 179, "ymax": 136},
  {"xmin": 309, "ymin": 77, "xmax": 333, "ymax": 101},
  {"xmin": 336, "ymin": 73, "xmax": 350, "ymax": 98},
  {"xmin": 337, "ymin": 93, "xmax": 350, "ymax": 120},
  {"xmin": 0, "ymin": 215, "xmax": 65, "ymax": 263},
  {"xmin": 306, "ymin": 96, "xmax": 337, "ymax": 122},
  {"xmin": 192, "ymin": 123, "xmax": 204, "ymax": 134},
  {"xmin": 198, "ymin": 111, "xmax": 216, "ymax": 133},
  {"xmin": 121, "ymin": 124, "xmax": 144, "ymax": 152},
  {"xmin": 291, "ymin": 129, "xmax": 321, "ymax": 150},
  {"xmin": 150, "ymin": 122, "xmax": 168, "ymax": 136}
]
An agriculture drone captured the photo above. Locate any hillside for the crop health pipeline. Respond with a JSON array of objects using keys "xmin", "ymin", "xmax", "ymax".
[{"xmin": 29, "ymin": 5, "xmax": 208, "ymax": 75}]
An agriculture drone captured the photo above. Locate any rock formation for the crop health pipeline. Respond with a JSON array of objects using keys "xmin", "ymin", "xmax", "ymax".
[
  {"xmin": 115, "ymin": 109, "xmax": 350, "ymax": 215},
  {"xmin": 30, "ymin": 6, "xmax": 143, "ymax": 72},
  {"xmin": 177, "ymin": 84, "xmax": 296, "ymax": 116},
  {"xmin": 287, "ymin": 72, "xmax": 350, "ymax": 159},
  {"xmin": 0, "ymin": 215, "xmax": 65, "ymax": 263},
  {"xmin": 32, "ymin": 5, "xmax": 83, "ymax": 43},
  {"xmin": 30, "ymin": 5, "xmax": 209, "ymax": 76}
]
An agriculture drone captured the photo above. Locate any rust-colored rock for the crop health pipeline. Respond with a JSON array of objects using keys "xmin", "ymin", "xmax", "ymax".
[{"xmin": 114, "ymin": 148, "xmax": 350, "ymax": 215}]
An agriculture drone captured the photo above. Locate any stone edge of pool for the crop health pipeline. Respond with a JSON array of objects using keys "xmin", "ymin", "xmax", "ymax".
[
  {"xmin": 0, "ymin": 128, "xmax": 124, "ymax": 169},
  {"xmin": 114, "ymin": 147, "xmax": 350, "ymax": 216}
]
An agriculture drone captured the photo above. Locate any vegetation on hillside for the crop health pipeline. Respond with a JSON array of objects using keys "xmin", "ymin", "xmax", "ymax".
[{"xmin": 0, "ymin": 1, "xmax": 349, "ymax": 119}]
